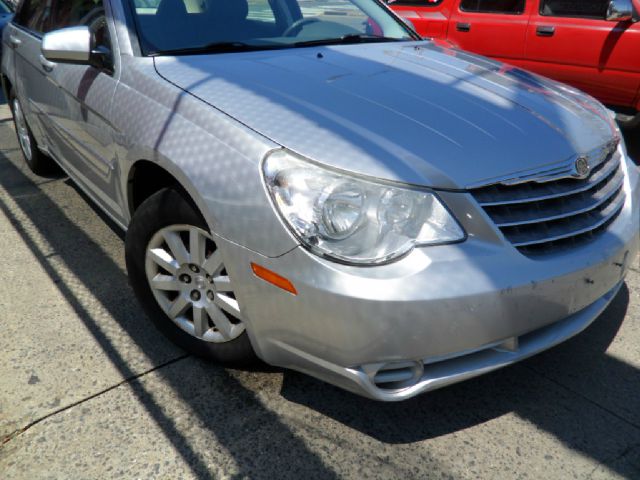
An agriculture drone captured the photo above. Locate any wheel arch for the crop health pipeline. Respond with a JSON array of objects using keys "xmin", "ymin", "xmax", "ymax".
[{"xmin": 126, "ymin": 159, "xmax": 212, "ymax": 230}]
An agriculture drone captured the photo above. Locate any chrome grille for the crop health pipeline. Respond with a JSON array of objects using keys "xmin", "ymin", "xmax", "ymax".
[{"xmin": 471, "ymin": 147, "xmax": 626, "ymax": 256}]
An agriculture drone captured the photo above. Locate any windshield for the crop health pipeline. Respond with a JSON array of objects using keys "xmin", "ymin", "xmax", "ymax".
[{"xmin": 129, "ymin": 0, "xmax": 416, "ymax": 55}]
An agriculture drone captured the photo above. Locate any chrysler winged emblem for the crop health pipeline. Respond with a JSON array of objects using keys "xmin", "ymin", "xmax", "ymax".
[{"xmin": 574, "ymin": 156, "xmax": 590, "ymax": 179}]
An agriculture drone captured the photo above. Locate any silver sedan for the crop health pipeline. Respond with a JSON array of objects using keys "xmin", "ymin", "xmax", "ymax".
[{"xmin": 2, "ymin": 0, "xmax": 638, "ymax": 401}]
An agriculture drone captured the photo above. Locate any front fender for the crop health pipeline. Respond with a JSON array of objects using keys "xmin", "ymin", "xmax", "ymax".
[{"xmin": 113, "ymin": 60, "xmax": 299, "ymax": 257}]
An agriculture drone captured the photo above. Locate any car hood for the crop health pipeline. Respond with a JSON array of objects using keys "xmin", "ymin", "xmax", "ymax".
[{"xmin": 154, "ymin": 41, "xmax": 617, "ymax": 189}]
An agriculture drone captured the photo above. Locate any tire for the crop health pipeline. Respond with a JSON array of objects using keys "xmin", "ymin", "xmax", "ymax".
[
  {"xmin": 8, "ymin": 89, "xmax": 56, "ymax": 175},
  {"xmin": 125, "ymin": 188, "xmax": 256, "ymax": 365}
]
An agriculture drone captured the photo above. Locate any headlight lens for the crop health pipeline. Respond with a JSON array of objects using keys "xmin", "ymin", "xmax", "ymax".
[{"xmin": 263, "ymin": 150, "xmax": 465, "ymax": 264}]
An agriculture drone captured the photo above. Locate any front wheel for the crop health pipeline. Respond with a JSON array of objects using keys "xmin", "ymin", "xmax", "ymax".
[{"xmin": 125, "ymin": 188, "xmax": 256, "ymax": 364}]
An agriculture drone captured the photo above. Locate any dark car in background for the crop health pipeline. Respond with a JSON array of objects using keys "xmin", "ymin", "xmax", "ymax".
[{"xmin": 0, "ymin": 0, "xmax": 14, "ymax": 58}]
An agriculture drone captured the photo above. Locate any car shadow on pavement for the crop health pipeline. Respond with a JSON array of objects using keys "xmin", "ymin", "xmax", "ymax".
[{"xmin": 0, "ymin": 149, "xmax": 342, "ymax": 479}]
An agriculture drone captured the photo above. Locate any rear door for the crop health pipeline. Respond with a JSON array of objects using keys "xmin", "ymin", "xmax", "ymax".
[
  {"xmin": 448, "ymin": 0, "xmax": 532, "ymax": 63},
  {"xmin": 44, "ymin": 0, "xmax": 124, "ymax": 221},
  {"xmin": 524, "ymin": 0, "xmax": 640, "ymax": 109}
]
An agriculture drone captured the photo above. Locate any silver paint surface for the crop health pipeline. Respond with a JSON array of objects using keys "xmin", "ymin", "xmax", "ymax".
[{"xmin": 153, "ymin": 42, "xmax": 616, "ymax": 190}]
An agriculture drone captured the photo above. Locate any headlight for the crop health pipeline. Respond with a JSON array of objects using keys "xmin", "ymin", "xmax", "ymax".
[{"xmin": 263, "ymin": 150, "xmax": 465, "ymax": 264}]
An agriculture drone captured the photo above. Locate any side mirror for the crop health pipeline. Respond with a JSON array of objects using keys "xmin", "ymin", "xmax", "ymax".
[
  {"xmin": 42, "ymin": 26, "xmax": 91, "ymax": 64},
  {"xmin": 41, "ymin": 26, "xmax": 113, "ymax": 72},
  {"xmin": 606, "ymin": 0, "xmax": 634, "ymax": 22}
]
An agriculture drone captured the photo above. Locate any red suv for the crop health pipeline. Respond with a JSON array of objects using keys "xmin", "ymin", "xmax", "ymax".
[{"xmin": 391, "ymin": 0, "xmax": 640, "ymax": 126}]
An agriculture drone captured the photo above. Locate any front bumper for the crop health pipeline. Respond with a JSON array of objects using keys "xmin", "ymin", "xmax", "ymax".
[{"xmin": 219, "ymin": 156, "xmax": 640, "ymax": 401}]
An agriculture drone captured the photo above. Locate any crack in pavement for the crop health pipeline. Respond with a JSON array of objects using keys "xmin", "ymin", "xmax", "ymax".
[
  {"xmin": 1, "ymin": 354, "xmax": 191, "ymax": 447},
  {"xmin": 523, "ymin": 363, "xmax": 640, "ymax": 432}
]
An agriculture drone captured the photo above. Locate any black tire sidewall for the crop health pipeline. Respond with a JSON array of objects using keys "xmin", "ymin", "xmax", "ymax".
[{"xmin": 125, "ymin": 188, "xmax": 256, "ymax": 365}]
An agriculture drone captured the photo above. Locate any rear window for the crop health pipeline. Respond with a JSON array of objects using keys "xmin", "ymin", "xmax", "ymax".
[
  {"xmin": 460, "ymin": 0, "xmax": 525, "ymax": 14},
  {"xmin": 540, "ymin": 0, "xmax": 609, "ymax": 19}
]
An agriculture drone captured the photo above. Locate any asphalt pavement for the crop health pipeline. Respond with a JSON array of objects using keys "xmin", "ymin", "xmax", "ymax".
[{"xmin": 0, "ymin": 98, "xmax": 639, "ymax": 479}]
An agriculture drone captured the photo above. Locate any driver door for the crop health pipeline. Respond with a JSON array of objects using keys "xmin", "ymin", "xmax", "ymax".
[{"xmin": 447, "ymin": 0, "xmax": 532, "ymax": 63}]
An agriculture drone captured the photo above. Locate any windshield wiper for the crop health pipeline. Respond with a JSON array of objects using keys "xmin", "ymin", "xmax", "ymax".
[
  {"xmin": 149, "ymin": 41, "xmax": 282, "ymax": 56},
  {"xmin": 149, "ymin": 35, "xmax": 407, "ymax": 56},
  {"xmin": 293, "ymin": 34, "xmax": 405, "ymax": 48}
]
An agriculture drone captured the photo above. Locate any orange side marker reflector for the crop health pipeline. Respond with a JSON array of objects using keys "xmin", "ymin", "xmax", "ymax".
[{"xmin": 251, "ymin": 263, "xmax": 298, "ymax": 295}]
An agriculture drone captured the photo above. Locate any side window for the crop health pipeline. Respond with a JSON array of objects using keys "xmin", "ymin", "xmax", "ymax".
[
  {"xmin": 50, "ymin": 0, "xmax": 111, "ymax": 50},
  {"xmin": 132, "ymin": 0, "xmax": 203, "ymax": 14},
  {"xmin": 246, "ymin": 0, "xmax": 276, "ymax": 23},
  {"xmin": 14, "ymin": 0, "xmax": 53, "ymax": 33},
  {"xmin": 133, "ymin": 0, "xmax": 160, "ymax": 14},
  {"xmin": 298, "ymin": 0, "xmax": 369, "ymax": 26},
  {"xmin": 460, "ymin": 0, "xmax": 526, "ymax": 14},
  {"xmin": 540, "ymin": 0, "xmax": 609, "ymax": 19},
  {"xmin": 50, "ymin": 0, "xmax": 105, "ymax": 30}
]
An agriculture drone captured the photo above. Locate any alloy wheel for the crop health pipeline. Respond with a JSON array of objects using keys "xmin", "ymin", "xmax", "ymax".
[{"xmin": 145, "ymin": 224, "xmax": 245, "ymax": 343}]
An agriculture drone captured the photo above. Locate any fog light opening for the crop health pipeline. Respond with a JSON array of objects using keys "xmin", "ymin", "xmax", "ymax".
[{"xmin": 368, "ymin": 361, "xmax": 424, "ymax": 391}]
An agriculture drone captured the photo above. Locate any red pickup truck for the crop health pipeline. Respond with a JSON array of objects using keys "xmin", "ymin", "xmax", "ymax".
[{"xmin": 391, "ymin": 0, "xmax": 640, "ymax": 126}]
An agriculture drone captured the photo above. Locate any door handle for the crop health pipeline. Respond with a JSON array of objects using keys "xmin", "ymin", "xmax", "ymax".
[
  {"xmin": 39, "ymin": 55, "xmax": 56, "ymax": 73},
  {"xmin": 8, "ymin": 35, "xmax": 21, "ymax": 47},
  {"xmin": 536, "ymin": 25, "xmax": 555, "ymax": 37},
  {"xmin": 456, "ymin": 22, "xmax": 471, "ymax": 32}
]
